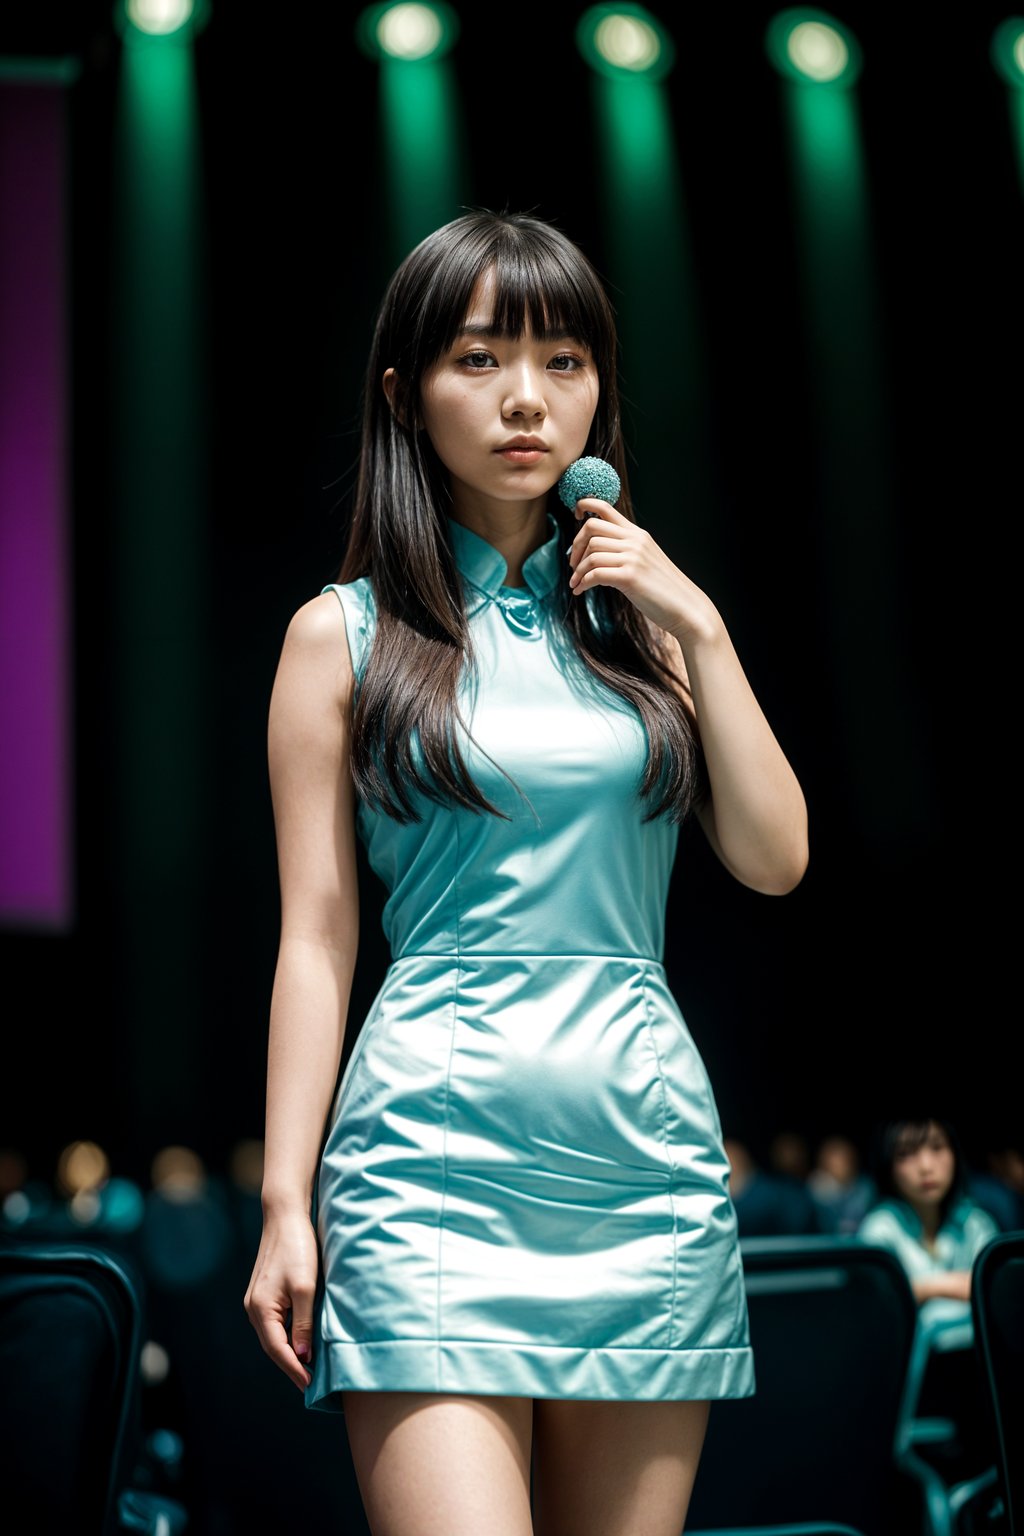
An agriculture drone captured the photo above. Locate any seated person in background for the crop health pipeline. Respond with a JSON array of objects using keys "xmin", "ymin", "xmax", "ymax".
[
  {"xmin": 725, "ymin": 1135, "xmax": 822, "ymax": 1236},
  {"xmin": 808, "ymin": 1132, "xmax": 877, "ymax": 1235},
  {"xmin": 858, "ymin": 1115, "xmax": 1001, "ymax": 1478},
  {"xmin": 858, "ymin": 1116, "xmax": 1000, "ymax": 1317},
  {"xmin": 768, "ymin": 1129, "xmax": 812, "ymax": 1181},
  {"xmin": 990, "ymin": 1143, "xmax": 1024, "ymax": 1220},
  {"xmin": 968, "ymin": 1142, "xmax": 1024, "ymax": 1231}
]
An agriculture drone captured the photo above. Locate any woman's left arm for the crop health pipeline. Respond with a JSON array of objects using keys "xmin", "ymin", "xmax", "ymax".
[
  {"xmin": 664, "ymin": 615, "xmax": 809, "ymax": 896},
  {"xmin": 568, "ymin": 500, "xmax": 810, "ymax": 896}
]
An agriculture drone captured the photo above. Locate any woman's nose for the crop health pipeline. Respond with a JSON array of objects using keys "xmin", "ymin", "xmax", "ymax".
[{"xmin": 503, "ymin": 364, "xmax": 547, "ymax": 416}]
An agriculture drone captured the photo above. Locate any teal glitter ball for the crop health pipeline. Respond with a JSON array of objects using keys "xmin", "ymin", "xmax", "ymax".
[{"xmin": 557, "ymin": 456, "xmax": 621, "ymax": 513}]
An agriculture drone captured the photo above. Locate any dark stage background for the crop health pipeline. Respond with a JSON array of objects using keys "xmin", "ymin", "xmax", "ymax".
[
  {"xmin": 2, "ymin": 0, "xmax": 1018, "ymax": 1262},
  {"xmin": 2, "ymin": 5, "xmax": 1020, "ymax": 1532}
]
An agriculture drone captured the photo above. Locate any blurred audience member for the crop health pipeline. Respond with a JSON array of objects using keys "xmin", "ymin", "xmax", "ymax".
[
  {"xmin": 769, "ymin": 1130, "xmax": 811, "ymax": 1181},
  {"xmin": 808, "ymin": 1134, "xmax": 877, "ymax": 1235},
  {"xmin": 859, "ymin": 1116, "xmax": 1000, "ymax": 1481},
  {"xmin": 967, "ymin": 1143, "xmax": 1023, "ymax": 1231},
  {"xmin": 988, "ymin": 1143, "xmax": 1024, "ymax": 1217},
  {"xmin": 726, "ymin": 1136, "xmax": 821, "ymax": 1236}
]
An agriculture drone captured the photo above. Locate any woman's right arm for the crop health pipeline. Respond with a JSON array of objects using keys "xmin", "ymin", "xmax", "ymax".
[{"xmin": 243, "ymin": 591, "xmax": 360, "ymax": 1391}]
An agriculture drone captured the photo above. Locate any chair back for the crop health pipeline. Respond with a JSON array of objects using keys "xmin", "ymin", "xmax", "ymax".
[
  {"xmin": 971, "ymin": 1229, "xmax": 1024, "ymax": 1534},
  {"xmin": 686, "ymin": 1236, "xmax": 918, "ymax": 1533},
  {"xmin": 0, "ymin": 1240, "xmax": 143, "ymax": 1535}
]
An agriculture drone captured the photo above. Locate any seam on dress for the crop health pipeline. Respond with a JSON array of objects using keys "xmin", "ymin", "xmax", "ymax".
[
  {"xmin": 319, "ymin": 1335, "xmax": 750, "ymax": 1352},
  {"xmin": 389, "ymin": 951, "xmax": 666, "ymax": 964},
  {"xmin": 436, "ymin": 975, "xmax": 459, "ymax": 1391},
  {"xmin": 640, "ymin": 968, "xmax": 679, "ymax": 1351},
  {"xmin": 434, "ymin": 806, "xmax": 464, "ymax": 1388}
]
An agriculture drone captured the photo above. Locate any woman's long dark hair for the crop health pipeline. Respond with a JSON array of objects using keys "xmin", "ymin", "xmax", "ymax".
[
  {"xmin": 330, "ymin": 208, "xmax": 708, "ymax": 825},
  {"xmin": 869, "ymin": 1118, "xmax": 970, "ymax": 1233}
]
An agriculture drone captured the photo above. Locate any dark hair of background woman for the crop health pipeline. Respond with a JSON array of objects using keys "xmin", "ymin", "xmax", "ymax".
[
  {"xmin": 869, "ymin": 1117, "xmax": 971, "ymax": 1233},
  {"xmin": 328, "ymin": 207, "xmax": 709, "ymax": 826}
]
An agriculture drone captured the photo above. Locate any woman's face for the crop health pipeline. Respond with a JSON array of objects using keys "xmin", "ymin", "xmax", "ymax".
[
  {"xmin": 392, "ymin": 265, "xmax": 600, "ymax": 520},
  {"xmin": 891, "ymin": 1122, "xmax": 956, "ymax": 1209}
]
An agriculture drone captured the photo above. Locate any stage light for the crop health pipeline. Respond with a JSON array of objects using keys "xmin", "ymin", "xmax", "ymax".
[
  {"xmin": 596, "ymin": 13, "xmax": 660, "ymax": 71},
  {"xmin": 379, "ymin": 3, "xmax": 441, "ymax": 59},
  {"xmin": 357, "ymin": 3, "xmax": 458, "ymax": 63},
  {"xmin": 112, "ymin": 0, "xmax": 211, "ymax": 1122},
  {"xmin": 116, "ymin": 0, "xmax": 210, "ymax": 44},
  {"xmin": 126, "ymin": 0, "xmax": 192, "ymax": 32},
  {"xmin": 765, "ymin": 8, "xmax": 862, "ymax": 88},
  {"xmin": 991, "ymin": 16, "xmax": 1024, "ymax": 87},
  {"xmin": 576, "ymin": 5, "xmax": 675, "ymax": 83},
  {"xmin": 356, "ymin": 4, "xmax": 464, "ymax": 267},
  {"xmin": 788, "ymin": 21, "xmax": 846, "ymax": 80},
  {"xmin": 991, "ymin": 18, "xmax": 1024, "ymax": 195}
]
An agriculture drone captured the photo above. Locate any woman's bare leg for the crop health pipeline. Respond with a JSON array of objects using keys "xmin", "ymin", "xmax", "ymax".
[
  {"xmin": 342, "ymin": 1390, "xmax": 535, "ymax": 1536},
  {"xmin": 531, "ymin": 1397, "xmax": 711, "ymax": 1536}
]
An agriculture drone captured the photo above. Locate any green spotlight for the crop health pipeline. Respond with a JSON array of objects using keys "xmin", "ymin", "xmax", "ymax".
[
  {"xmin": 992, "ymin": 18, "xmax": 1024, "ymax": 196},
  {"xmin": 356, "ymin": 3, "xmax": 458, "ymax": 63},
  {"xmin": 129, "ymin": 0, "xmax": 192, "ymax": 31},
  {"xmin": 991, "ymin": 16, "xmax": 1024, "ymax": 87},
  {"xmin": 115, "ymin": 0, "xmax": 210, "ymax": 44},
  {"xmin": 765, "ymin": 8, "xmax": 862, "ymax": 87},
  {"xmin": 576, "ymin": 4, "xmax": 675, "ymax": 83}
]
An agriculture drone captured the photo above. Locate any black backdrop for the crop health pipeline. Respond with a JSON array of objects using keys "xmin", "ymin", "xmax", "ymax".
[{"xmin": 2, "ymin": 0, "xmax": 1018, "ymax": 1183}]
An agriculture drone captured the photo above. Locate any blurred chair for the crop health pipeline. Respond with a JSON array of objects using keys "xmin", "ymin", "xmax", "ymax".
[
  {"xmin": 0, "ymin": 1238, "xmax": 188, "ymax": 1534},
  {"xmin": 688, "ymin": 1527, "xmax": 866, "ymax": 1536},
  {"xmin": 968, "ymin": 1230, "xmax": 1023, "ymax": 1535},
  {"xmin": 684, "ymin": 1236, "xmax": 920, "ymax": 1534},
  {"xmin": 892, "ymin": 1306, "xmax": 1001, "ymax": 1536}
]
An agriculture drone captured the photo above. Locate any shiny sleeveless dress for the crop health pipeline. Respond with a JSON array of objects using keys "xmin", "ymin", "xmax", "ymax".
[{"xmin": 304, "ymin": 508, "xmax": 755, "ymax": 1409}]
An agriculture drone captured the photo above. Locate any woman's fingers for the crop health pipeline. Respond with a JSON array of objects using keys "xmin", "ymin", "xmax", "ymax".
[
  {"xmin": 245, "ymin": 1280, "xmax": 315, "ymax": 1391},
  {"xmin": 250, "ymin": 1300, "xmax": 312, "ymax": 1392},
  {"xmin": 288, "ymin": 1280, "xmax": 317, "ymax": 1369},
  {"xmin": 244, "ymin": 1214, "xmax": 321, "ymax": 1392}
]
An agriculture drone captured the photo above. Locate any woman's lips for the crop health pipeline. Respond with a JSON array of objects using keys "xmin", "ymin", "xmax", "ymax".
[{"xmin": 495, "ymin": 448, "xmax": 547, "ymax": 462}]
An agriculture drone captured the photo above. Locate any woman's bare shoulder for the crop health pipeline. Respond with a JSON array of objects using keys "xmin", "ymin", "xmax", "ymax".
[
  {"xmin": 274, "ymin": 592, "xmax": 356, "ymax": 715},
  {"xmin": 290, "ymin": 589, "xmax": 353, "ymax": 637}
]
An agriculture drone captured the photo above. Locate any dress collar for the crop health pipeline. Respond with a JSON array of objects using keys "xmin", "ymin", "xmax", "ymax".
[{"xmin": 446, "ymin": 509, "xmax": 561, "ymax": 607}]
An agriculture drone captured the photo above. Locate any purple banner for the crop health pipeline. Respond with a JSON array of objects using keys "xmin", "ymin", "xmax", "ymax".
[{"xmin": 0, "ymin": 79, "xmax": 72, "ymax": 928}]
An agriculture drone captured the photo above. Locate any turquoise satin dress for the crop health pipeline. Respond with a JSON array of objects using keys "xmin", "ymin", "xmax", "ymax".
[{"xmin": 304, "ymin": 507, "xmax": 755, "ymax": 1409}]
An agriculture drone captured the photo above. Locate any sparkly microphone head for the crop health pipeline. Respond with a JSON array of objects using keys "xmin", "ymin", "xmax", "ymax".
[{"xmin": 557, "ymin": 456, "xmax": 621, "ymax": 514}]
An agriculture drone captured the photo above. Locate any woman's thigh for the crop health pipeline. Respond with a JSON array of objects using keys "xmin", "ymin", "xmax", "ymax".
[
  {"xmin": 531, "ymin": 1397, "xmax": 711, "ymax": 1536},
  {"xmin": 342, "ymin": 1390, "xmax": 535, "ymax": 1536}
]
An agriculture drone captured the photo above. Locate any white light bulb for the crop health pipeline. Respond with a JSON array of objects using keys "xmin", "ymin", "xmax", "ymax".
[{"xmin": 787, "ymin": 20, "xmax": 849, "ymax": 83}]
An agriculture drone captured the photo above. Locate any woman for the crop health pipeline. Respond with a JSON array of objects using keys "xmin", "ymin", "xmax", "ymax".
[
  {"xmin": 858, "ymin": 1118, "xmax": 1000, "ymax": 1314},
  {"xmin": 859, "ymin": 1117, "xmax": 1001, "ymax": 1480},
  {"xmin": 244, "ymin": 209, "xmax": 809, "ymax": 1536}
]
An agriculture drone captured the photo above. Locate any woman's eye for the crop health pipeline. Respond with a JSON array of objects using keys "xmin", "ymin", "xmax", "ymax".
[{"xmin": 457, "ymin": 351, "xmax": 586, "ymax": 371}]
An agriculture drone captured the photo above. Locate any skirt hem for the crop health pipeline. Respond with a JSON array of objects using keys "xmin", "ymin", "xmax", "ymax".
[{"xmin": 304, "ymin": 1338, "xmax": 756, "ymax": 1411}]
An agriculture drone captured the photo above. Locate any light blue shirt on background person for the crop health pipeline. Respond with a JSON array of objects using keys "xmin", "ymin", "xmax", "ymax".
[{"xmin": 857, "ymin": 1193, "xmax": 1001, "ymax": 1332}]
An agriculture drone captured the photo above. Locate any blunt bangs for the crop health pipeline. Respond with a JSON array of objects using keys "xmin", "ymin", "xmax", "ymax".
[{"xmin": 413, "ymin": 220, "xmax": 613, "ymax": 383}]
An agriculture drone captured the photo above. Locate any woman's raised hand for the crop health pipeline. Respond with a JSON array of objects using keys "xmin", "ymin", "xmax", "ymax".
[
  {"xmin": 565, "ymin": 498, "xmax": 717, "ymax": 645},
  {"xmin": 243, "ymin": 1209, "xmax": 320, "ymax": 1391}
]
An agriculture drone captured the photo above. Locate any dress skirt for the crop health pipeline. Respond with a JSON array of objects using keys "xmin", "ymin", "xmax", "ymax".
[{"xmin": 304, "ymin": 951, "xmax": 755, "ymax": 1409}]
